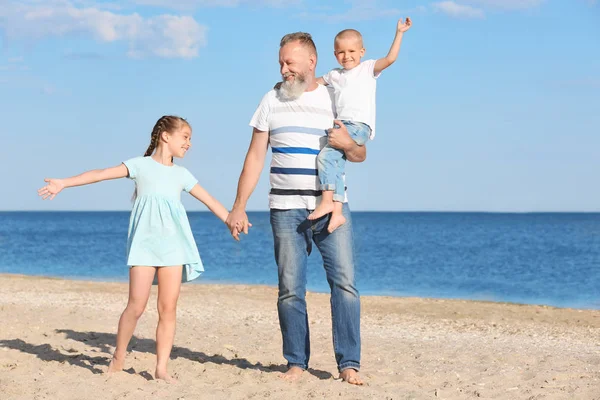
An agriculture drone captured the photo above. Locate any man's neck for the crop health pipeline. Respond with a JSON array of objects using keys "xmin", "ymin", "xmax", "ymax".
[{"xmin": 304, "ymin": 77, "xmax": 319, "ymax": 92}]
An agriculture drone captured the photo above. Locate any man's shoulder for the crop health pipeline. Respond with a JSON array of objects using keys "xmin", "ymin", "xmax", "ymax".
[
  {"xmin": 320, "ymin": 84, "xmax": 336, "ymax": 103},
  {"xmin": 259, "ymin": 89, "xmax": 278, "ymax": 104}
]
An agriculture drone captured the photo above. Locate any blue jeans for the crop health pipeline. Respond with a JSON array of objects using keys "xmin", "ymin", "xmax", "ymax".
[
  {"xmin": 270, "ymin": 203, "xmax": 361, "ymax": 372},
  {"xmin": 317, "ymin": 121, "xmax": 370, "ymax": 202}
]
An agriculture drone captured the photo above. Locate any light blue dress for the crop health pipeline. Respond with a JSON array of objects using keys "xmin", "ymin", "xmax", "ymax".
[{"xmin": 123, "ymin": 156, "xmax": 203, "ymax": 283}]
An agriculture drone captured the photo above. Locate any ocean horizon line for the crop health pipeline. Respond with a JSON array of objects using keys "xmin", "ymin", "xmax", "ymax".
[{"xmin": 3, "ymin": 210, "xmax": 600, "ymax": 214}]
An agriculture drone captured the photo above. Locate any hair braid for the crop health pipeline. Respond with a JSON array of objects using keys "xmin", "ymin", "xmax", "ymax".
[{"xmin": 144, "ymin": 118, "xmax": 167, "ymax": 156}]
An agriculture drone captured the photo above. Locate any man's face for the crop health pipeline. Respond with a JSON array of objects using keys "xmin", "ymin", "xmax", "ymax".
[
  {"xmin": 279, "ymin": 41, "xmax": 312, "ymax": 84},
  {"xmin": 277, "ymin": 41, "xmax": 315, "ymax": 100}
]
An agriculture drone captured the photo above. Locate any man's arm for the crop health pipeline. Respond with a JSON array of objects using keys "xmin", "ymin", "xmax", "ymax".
[
  {"xmin": 327, "ymin": 120, "xmax": 366, "ymax": 163},
  {"xmin": 225, "ymin": 128, "xmax": 270, "ymax": 240},
  {"xmin": 374, "ymin": 17, "xmax": 412, "ymax": 76}
]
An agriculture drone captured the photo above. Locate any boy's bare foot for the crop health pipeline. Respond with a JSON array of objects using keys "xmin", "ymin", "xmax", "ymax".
[
  {"xmin": 279, "ymin": 366, "xmax": 304, "ymax": 382},
  {"xmin": 106, "ymin": 355, "xmax": 124, "ymax": 374},
  {"xmin": 308, "ymin": 202, "xmax": 334, "ymax": 220},
  {"xmin": 327, "ymin": 213, "xmax": 346, "ymax": 233},
  {"xmin": 339, "ymin": 368, "xmax": 363, "ymax": 385},
  {"xmin": 155, "ymin": 369, "xmax": 178, "ymax": 383}
]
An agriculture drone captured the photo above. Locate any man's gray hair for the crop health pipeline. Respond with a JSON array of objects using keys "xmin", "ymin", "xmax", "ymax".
[{"xmin": 280, "ymin": 32, "xmax": 318, "ymax": 59}]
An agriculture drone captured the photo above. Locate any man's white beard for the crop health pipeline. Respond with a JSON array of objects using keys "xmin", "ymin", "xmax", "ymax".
[{"xmin": 277, "ymin": 73, "xmax": 309, "ymax": 101}]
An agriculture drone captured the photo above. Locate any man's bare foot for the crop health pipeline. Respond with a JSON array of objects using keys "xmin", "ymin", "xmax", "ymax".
[
  {"xmin": 327, "ymin": 213, "xmax": 346, "ymax": 233},
  {"xmin": 280, "ymin": 366, "xmax": 304, "ymax": 382},
  {"xmin": 308, "ymin": 202, "xmax": 334, "ymax": 220},
  {"xmin": 106, "ymin": 355, "xmax": 124, "ymax": 374},
  {"xmin": 339, "ymin": 368, "xmax": 363, "ymax": 385},
  {"xmin": 155, "ymin": 369, "xmax": 178, "ymax": 383}
]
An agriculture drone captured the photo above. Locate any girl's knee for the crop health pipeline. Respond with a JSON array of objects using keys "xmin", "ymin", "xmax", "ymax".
[
  {"xmin": 125, "ymin": 303, "xmax": 146, "ymax": 319},
  {"xmin": 157, "ymin": 302, "xmax": 177, "ymax": 319}
]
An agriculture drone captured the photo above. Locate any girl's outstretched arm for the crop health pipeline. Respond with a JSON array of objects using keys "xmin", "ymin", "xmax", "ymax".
[
  {"xmin": 38, "ymin": 164, "xmax": 129, "ymax": 200},
  {"xmin": 189, "ymin": 184, "xmax": 230, "ymax": 223}
]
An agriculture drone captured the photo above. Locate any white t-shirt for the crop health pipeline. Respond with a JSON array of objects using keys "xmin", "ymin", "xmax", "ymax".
[
  {"xmin": 322, "ymin": 59, "xmax": 380, "ymax": 139},
  {"xmin": 249, "ymin": 85, "xmax": 347, "ymax": 210}
]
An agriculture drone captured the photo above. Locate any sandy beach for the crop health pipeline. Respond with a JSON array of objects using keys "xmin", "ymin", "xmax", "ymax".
[{"xmin": 0, "ymin": 274, "xmax": 599, "ymax": 399}]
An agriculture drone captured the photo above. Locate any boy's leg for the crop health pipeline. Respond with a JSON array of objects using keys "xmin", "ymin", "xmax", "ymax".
[
  {"xmin": 108, "ymin": 266, "xmax": 155, "ymax": 374},
  {"xmin": 327, "ymin": 155, "xmax": 348, "ymax": 233},
  {"xmin": 312, "ymin": 203, "xmax": 362, "ymax": 384},
  {"xmin": 311, "ymin": 121, "xmax": 369, "ymax": 223},
  {"xmin": 324, "ymin": 122, "xmax": 370, "ymax": 232},
  {"xmin": 328, "ymin": 202, "xmax": 346, "ymax": 234},
  {"xmin": 309, "ymin": 144, "xmax": 344, "ymax": 220},
  {"xmin": 271, "ymin": 208, "xmax": 313, "ymax": 380},
  {"xmin": 155, "ymin": 265, "xmax": 183, "ymax": 383}
]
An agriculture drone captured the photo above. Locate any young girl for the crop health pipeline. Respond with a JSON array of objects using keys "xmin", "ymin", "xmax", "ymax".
[{"xmin": 37, "ymin": 115, "xmax": 230, "ymax": 383}]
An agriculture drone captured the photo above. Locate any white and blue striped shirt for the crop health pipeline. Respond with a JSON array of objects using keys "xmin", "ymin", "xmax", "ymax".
[{"xmin": 250, "ymin": 85, "xmax": 347, "ymax": 210}]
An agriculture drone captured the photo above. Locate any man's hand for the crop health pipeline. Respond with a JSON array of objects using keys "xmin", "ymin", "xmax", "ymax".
[
  {"xmin": 226, "ymin": 207, "xmax": 251, "ymax": 241},
  {"xmin": 327, "ymin": 120, "xmax": 355, "ymax": 152},
  {"xmin": 327, "ymin": 120, "xmax": 367, "ymax": 163}
]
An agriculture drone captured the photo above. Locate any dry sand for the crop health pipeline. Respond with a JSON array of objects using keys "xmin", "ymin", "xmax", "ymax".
[{"xmin": 1, "ymin": 274, "xmax": 599, "ymax": 399}]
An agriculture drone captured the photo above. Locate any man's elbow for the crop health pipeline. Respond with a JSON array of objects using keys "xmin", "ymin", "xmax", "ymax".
[{"xmin": 348, "ymin": 149, "xmax": 367, "ymax": 163}]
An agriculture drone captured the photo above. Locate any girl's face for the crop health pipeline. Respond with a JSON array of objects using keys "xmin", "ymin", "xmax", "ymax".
[{"xmin": 164, "ymin": 124, "xmax": 192, "ymax": 159}]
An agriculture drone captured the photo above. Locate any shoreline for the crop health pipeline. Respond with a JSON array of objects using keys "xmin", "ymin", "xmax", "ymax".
[
  {"xmin": 1, "ymin": 274, "xmax": 600, "ymax": 399},
  {"xmin": 1, "ymin": 272, "xmax": 598, "ymax": 311}
]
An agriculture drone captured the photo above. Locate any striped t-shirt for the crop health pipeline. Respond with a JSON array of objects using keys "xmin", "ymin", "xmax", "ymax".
[{"xmin": 249, "ymin": 85, "xmax": 347, "ymax": 210}]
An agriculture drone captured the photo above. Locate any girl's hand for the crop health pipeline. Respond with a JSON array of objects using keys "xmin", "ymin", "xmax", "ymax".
[
  {"xmin": 398, "ymin": 17, "xmax": 412, "ymax": 33},
  {"xmin": 38, "ymin": 178, "xmax": 65, "ymax": 200}
]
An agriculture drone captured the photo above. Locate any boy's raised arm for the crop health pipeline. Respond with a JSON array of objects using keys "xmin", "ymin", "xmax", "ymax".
[{"xmin": 374, "ymin": 17, "xmax": 412, "ymax": 76}]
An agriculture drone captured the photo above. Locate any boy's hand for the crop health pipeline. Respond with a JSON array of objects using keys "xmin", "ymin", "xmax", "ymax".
[
  {"xmin": 398, "ymin": 17, "xmax": 412, "ymax": 33},
  {"xmin": 38, "ymin": 178, "xmax": 65, "ymax": 200}
]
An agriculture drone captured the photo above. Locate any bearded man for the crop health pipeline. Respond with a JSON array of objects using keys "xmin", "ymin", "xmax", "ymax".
[{"xmin": 226, "ymin": 32, "xmax": 367, "ymax": 385}]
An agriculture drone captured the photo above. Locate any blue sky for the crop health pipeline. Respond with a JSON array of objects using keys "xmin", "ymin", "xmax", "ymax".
[{"xmin": 1, "ymin": 0, "xmax": 599, "ymax": 212}]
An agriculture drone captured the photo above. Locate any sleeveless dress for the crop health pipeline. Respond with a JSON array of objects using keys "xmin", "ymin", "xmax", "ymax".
[{"xmin": 123, "ymin": 156, "xmax": 203, "ymax": 283}]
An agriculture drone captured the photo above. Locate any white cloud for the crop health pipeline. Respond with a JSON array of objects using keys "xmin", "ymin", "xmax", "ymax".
[
  {"xmin": 299, "ymin": 7, "xmax": 401, "ymax": 23},
  {"xmin": 433, "ymin": 1, "xmax": 485, "ymax": 18},
  {"xmin": 131, "ymin": 0, "xmax": 302, "ymax": 10},
  {"xmin": 0, "ymin": 1, "xmax": 208, "ymax": 59},
  {"xmin": 462, "ymin": 0, "xmax": 545, "ymax": 10},
  {"xmin": 299, "ymin": 0, "xmax": 424, "ymax": 23}
]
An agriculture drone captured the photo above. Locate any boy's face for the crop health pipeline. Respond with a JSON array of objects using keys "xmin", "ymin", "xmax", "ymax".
[{"xmin": 334, "ymin": 37, "xmax": 365, "ymax": 70}]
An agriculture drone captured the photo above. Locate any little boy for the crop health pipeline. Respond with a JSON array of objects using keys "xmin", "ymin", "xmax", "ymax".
[{"xmin": 308, "ymin": 18, "xmax": 412, "ymax": 232}]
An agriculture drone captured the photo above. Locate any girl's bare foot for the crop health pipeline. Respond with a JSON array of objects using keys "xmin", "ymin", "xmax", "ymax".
[
  {"xmin": 339, "ymin": 368, "xmax": 363, "ymax": 385},
  {"xmin": 280, "ymin": 366, "xmax": 304, "ymax": 382},
  {"xmin": 308, "ymin": 202, "xmax": 334, "ymax": 220},
  {"xmin": 155, "ymin": 369, "xmax": 178, "ymax": 383},
  {"xmin": 106, "ymin": 355, "xmax": 125, "ymax": 374},
  {"xmin": 327, "ymin": 213, "xmax": 346, "ymax": 233}
]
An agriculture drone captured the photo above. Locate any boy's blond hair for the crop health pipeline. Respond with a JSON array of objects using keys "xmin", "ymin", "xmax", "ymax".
[{"xmin": 334, "ymin": 29, "xmax": 364, "ymax": 47}]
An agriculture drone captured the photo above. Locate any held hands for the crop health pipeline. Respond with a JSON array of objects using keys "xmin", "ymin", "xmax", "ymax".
[
  {"xmin": 225, "ymin": 207, "xmax": 252, "ymax": 241},
  {"xmin": 38, "ymin": 178, "xmax": 65, "ymax": 200},
  {"xmin": 398, "ymin": 17, "xmax": 412, "ymax": 33}
]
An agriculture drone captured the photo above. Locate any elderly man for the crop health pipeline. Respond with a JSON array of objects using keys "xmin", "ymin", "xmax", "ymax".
[{"xmin": 226, "ymin": 32, "xmax": 366, "ymax": 385}]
